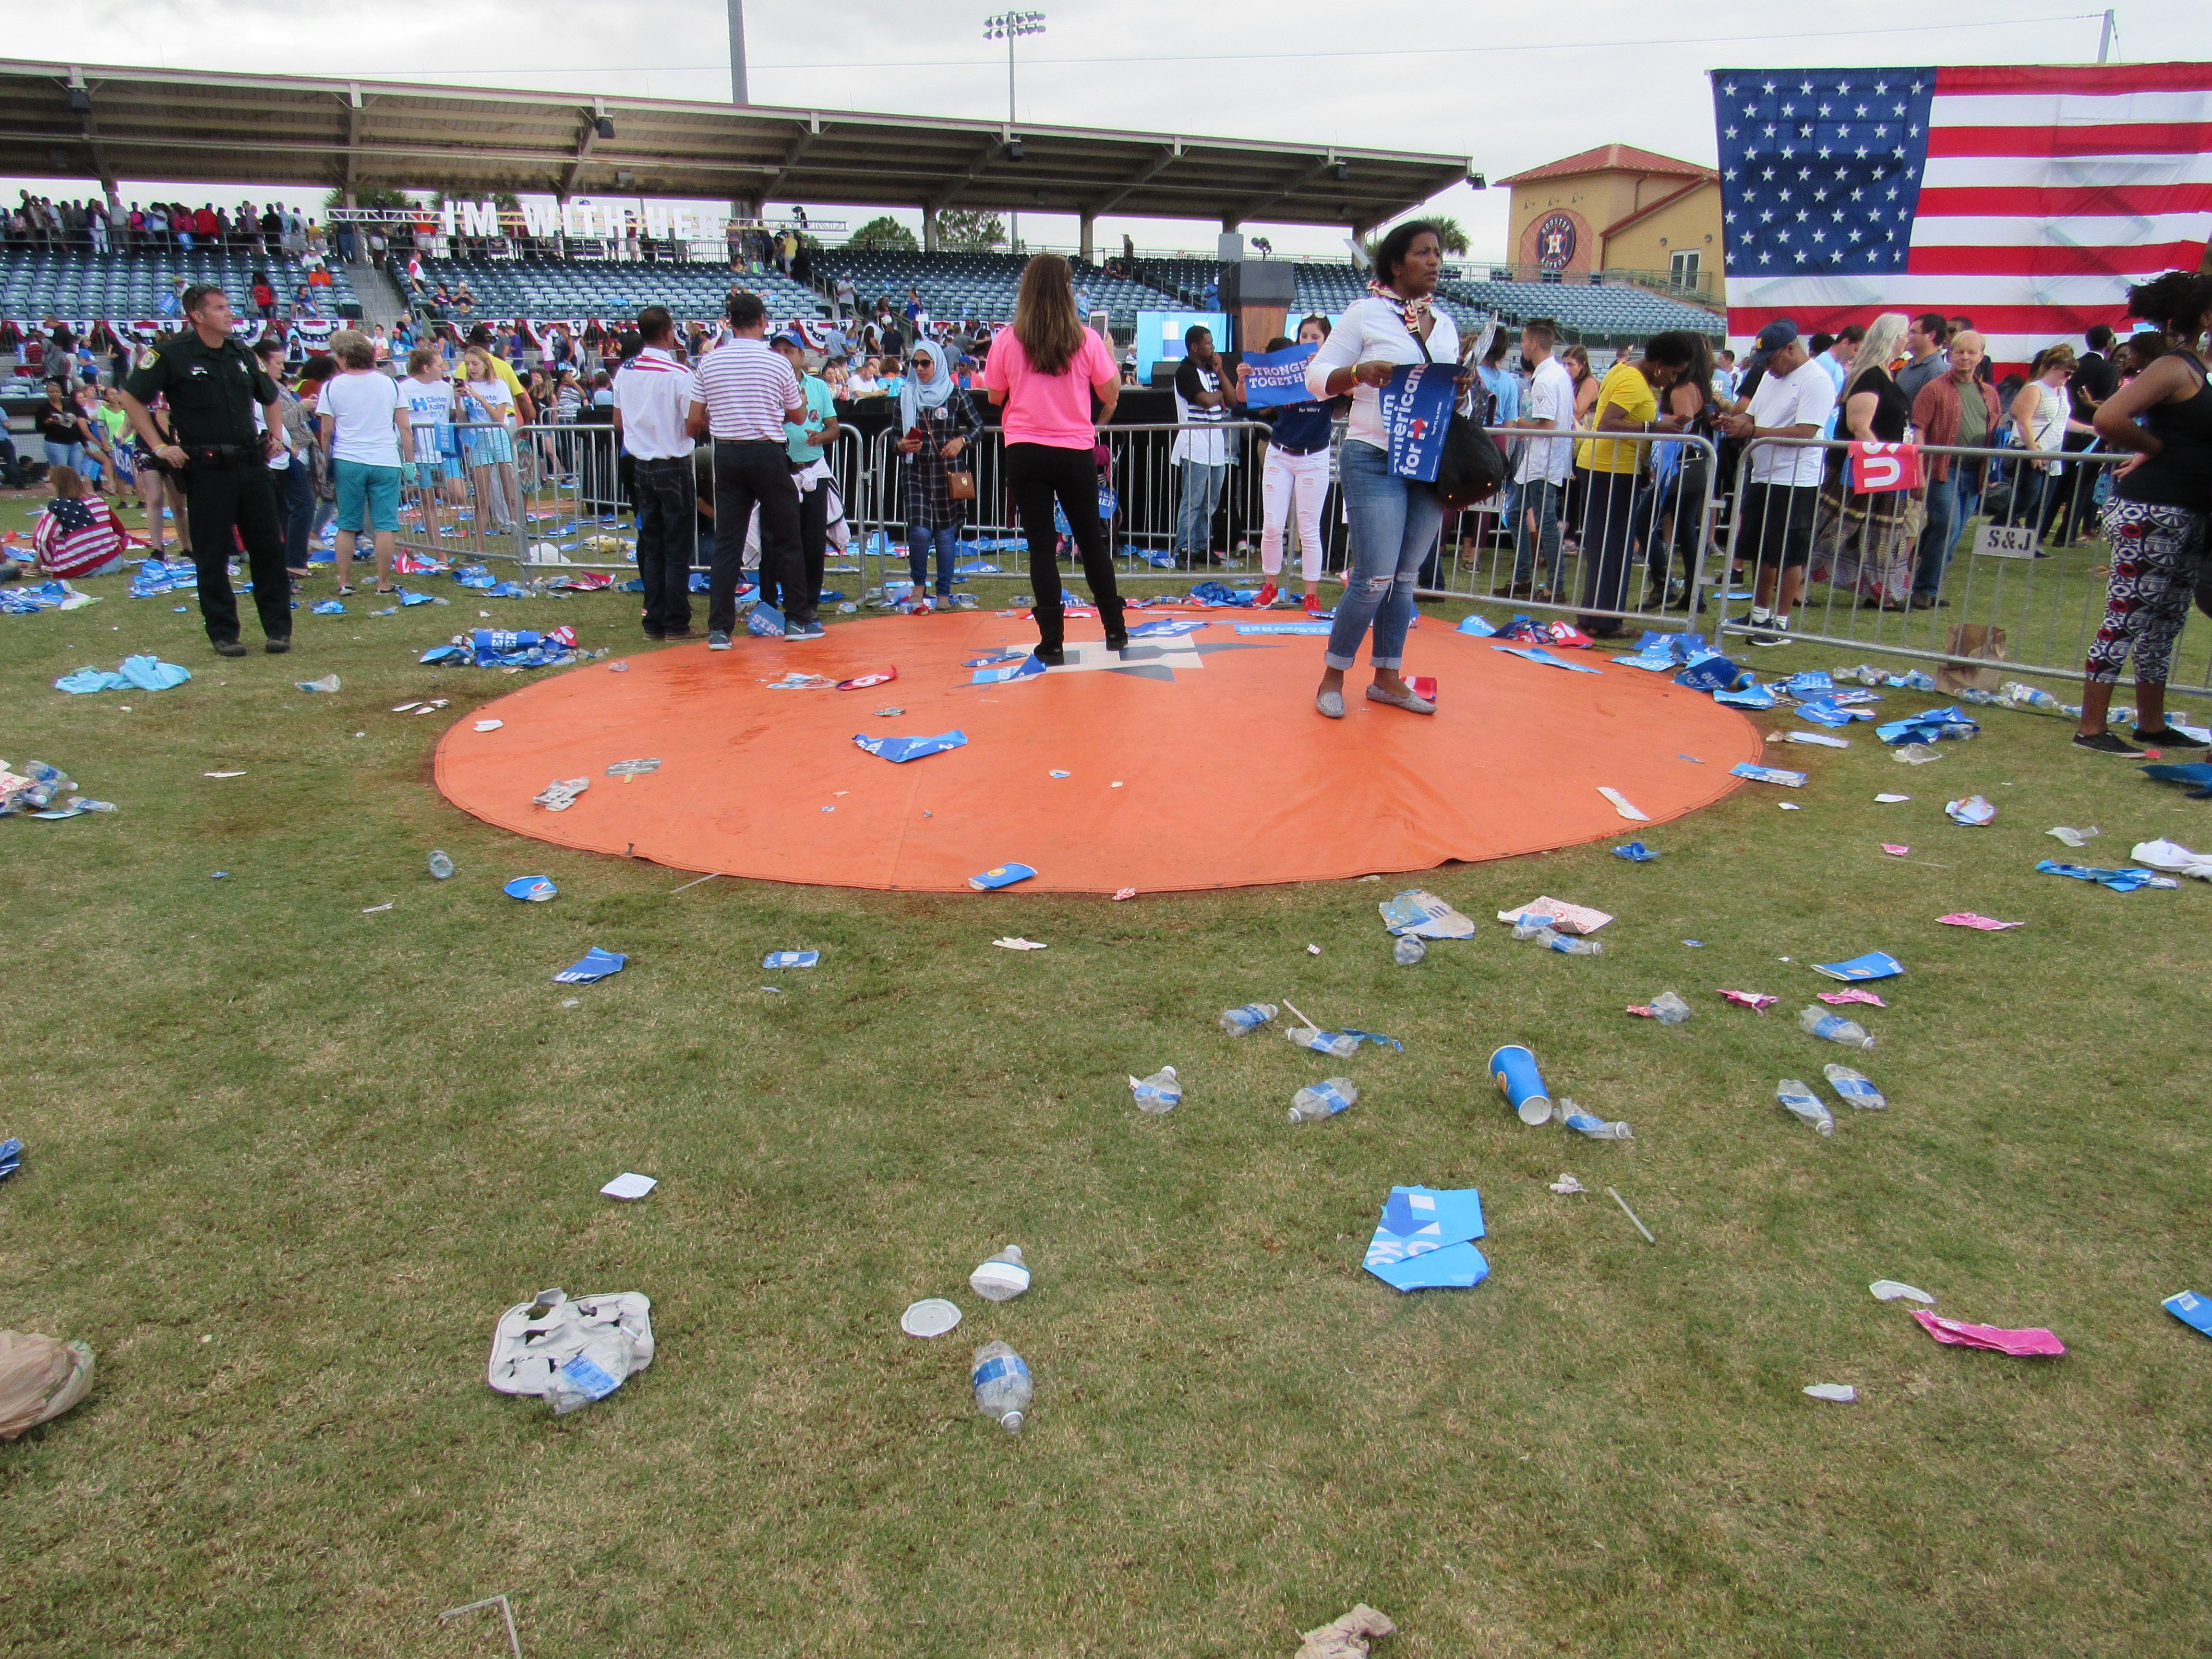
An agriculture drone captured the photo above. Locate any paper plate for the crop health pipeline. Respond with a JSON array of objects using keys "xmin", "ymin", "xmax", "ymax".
[{"xmin": 900, "ymin": 1298, "xmax": 962, "ymax": 1338}]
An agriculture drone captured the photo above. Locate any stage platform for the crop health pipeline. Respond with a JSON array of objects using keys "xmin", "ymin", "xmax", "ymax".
[{"xmin": 433, "ymin": 613, "xmax": 1763, "ymax": 894}]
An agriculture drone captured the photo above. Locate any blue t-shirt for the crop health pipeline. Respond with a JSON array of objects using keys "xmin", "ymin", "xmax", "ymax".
[
  {"xmin": 1268, "ymin": 399, "xmax": 1335, "ymax": 453},
  {"xmin": 784, "ymin": 375, "xmax": 838, "ymax": 464}
]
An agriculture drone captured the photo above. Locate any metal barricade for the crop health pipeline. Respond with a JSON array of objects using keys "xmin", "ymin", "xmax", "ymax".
[
  {"xmin": 392, "ymin": 420, "xmax": 635, "ymax": 576},
  {"xmin": 1414, "ymin": 428, "xmax": 1724, "ymax": 638},
  {"xmin": 1715, "ymin": 436, "xmax": 2209, "ymax": 694},
  {"xmin": 701, "ymin": 424, "xmax": 866, "ymax": 602},
  {"xmin": 854, "ymin": 418, "xmax": 1346, "ymax": 601}
]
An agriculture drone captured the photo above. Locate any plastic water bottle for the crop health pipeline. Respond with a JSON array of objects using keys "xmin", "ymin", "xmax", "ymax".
[
  {"xmin": 1798, "ymin": 1006, "xmax": 1876, "ymax": 1050},
  {"xmin": 970, "ymin": 1245, "xmax": 1031, "ymax": 1302},
  {"xmin": 1823, "ymin": 1063, "xmax": 1888, "ymax": 1109},
  {"xmin": 1219, "ymin": 1002, "xmax": 1278, "ymax": 1036},
  {"xmin": 1393, "ymin": 936, "xmax": 1428, "ymax": 966},
  {"xmin": 971, "ymin": 1340, "xmax": 1033, "ymax": 1433},
  {"xmin": 544, "ymin": 1326, "xmax": 641, "ymax": 1415},
  {"xmin": 1288, "ymin": 1078, "xmax": 1358, "ymax": 1123},
  {"xmin": 1548, "ymin": 932, "xmax": 1603, "ymax": 956},
  {"xmin": 1510, "ymin": 917, "xmax": 1553, "ymax": 941},
  {"xmin": 1287, "ymin": 1026, "xmax": 1361, "ymax": 1057},
  {"xmin": 1648, "ymin": 991, "xmax": 1692, "ymax": 1025},
  {"xmin": 1130, "ymin": 1066, "xmax": 1181, "ymax": 1112},
  {"xmin": 1558, "ymin": 1100, "xmax": 1633, "ymax": 1140},
  {"xmin": 428, "ymin": 850, "xmax": 455, "ymax": 880},
  {"xmin": 1778, "ymin": 1079, "xmax": 1835, "ymax": 1136}
]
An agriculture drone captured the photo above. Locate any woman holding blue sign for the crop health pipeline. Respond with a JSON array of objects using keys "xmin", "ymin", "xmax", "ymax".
[
  {"xmin": 1304, "ymin": 223, "xmax": 1464, "ymax": 717},
  {"xmin": 1241, "ymin": 314, "xmax": 1340, "ymax": 614}
]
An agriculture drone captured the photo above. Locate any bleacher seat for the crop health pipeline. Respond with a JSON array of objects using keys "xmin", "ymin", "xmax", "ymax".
[
  {"xmin": 824, "ymin": 251, "xmax": 1178, "ymax": 336},
  {"xmin": 0, "ymin": 248, "xmax": 355, "ymax": 322},
  {"xmin": 413, "ymin": 253, "xmax": 822, "ymax": 323}
]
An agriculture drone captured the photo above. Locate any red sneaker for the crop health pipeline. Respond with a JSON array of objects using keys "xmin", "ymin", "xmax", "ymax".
[
  {"xmin": 1253, "ymin": 581, "xmax": 1278, "ymax": 610},
  {"xmin": 1303, "ymin": 590, "xmax": 1322, "ymax": 616}
]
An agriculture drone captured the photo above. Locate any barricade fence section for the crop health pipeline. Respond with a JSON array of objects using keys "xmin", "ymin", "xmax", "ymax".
[
  {"xmin": 1717, "ymin": 436, "xmax": 2207, "ymax": 696},
  {"xmin": 380, "ymin": 415, "xmax": 2202, "ymax": 698},
  {"xmin": 1415, "ymin": 429, "xmax": 1723, "ymax": 640}
]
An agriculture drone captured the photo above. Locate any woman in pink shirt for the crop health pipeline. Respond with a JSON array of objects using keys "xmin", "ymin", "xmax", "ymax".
[{"xmin": 983, "ymin": 254, "xmax": 1126, "ymax": 661}]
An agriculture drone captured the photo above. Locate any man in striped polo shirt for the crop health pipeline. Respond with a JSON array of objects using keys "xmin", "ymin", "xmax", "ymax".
[
  {"xmin": 613, "ymin": 304, "xmax": 699, "ymax": 640},
  {"xmin": 688, "ymin": 289, "xmax": 812, "ymax": 646}
]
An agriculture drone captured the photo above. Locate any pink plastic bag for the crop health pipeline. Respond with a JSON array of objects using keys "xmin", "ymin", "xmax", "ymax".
[
  {"xmin": 1819, "ymin": 988, "xmax": 1887, "ymax": 1008},
  {"xmin": 1938, "ymin": 913, "xmax": 2026, "ymax": 931},
  {"xmin": 1911, "ymin": 1310, "xmax": 2066, "ymax": 1357}
]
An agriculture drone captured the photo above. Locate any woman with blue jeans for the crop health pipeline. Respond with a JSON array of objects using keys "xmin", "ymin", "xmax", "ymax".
[
  {"xmin": 35, "ymin": 379, "xmax": 90, "ymax": 475},
  {"xmin": 897, "ymin": 339, "xmax": 982, "ymax": 612},
  {"xmin": 1303, "ymin": 221, "xmax": 1462, "ymax": 718}
]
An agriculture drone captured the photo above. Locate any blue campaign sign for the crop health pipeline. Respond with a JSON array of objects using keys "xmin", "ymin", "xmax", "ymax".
[
  {"xmin": 1239, "ymin": 343, "xmax": 1318, "ymax": 409},
  {"xmin": 1379, "ymin": 361, "xmax": 1459, "ymax": 482}
]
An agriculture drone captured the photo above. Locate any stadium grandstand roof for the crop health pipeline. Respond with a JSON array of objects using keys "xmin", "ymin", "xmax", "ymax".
[{"xmin": 0, "ymin": 59, "xmax": 1473, "ymax": 232}]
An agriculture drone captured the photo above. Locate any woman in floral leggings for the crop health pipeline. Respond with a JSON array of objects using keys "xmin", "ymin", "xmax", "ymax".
[{"xmin": 2074, "ymin": 271, "xmax": 2212, "ymax": 755}]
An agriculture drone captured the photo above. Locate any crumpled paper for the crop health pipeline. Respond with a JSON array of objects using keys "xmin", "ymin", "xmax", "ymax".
[{"xmin": 1295, "ymin": 1604, "xmax": 1397, "ymax": 1659}]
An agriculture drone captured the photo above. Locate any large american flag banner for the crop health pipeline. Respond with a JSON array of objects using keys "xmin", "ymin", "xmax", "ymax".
[{"xmin": 1712, "ymin": 62, "xmax": 2212, "ymax": 369}]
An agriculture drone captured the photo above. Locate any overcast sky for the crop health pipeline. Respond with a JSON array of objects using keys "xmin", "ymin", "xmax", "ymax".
[{"xmin": 9, "ymin": 0, "xmax": 2205, "ymax": 258}]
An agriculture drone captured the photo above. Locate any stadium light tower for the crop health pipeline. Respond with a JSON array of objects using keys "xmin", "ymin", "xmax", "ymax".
[
  {"xmin": 983, "ymin": 10, "xmax": 1045, "ymax": 251},
  {"xmin": 729, "ymin": 0, "xmax": 749, "ymax": 102}
]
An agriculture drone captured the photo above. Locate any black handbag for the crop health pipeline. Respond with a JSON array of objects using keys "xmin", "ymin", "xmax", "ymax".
[{"xmin": 1415, "ymin": 330, "xmax": 1507, "ymax": 511}]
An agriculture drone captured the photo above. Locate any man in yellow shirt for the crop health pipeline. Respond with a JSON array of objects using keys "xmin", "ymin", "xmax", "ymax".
[{"xmin": 1572, "ymin": 333, "xmax": 1695, "ymax": 637}]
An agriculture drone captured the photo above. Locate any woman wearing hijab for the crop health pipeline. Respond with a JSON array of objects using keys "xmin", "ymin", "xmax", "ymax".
[{"xmin": 897, "ymin": 338, "xmax": 984, "ymax": 612}]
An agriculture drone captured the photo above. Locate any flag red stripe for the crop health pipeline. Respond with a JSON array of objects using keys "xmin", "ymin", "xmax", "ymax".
[
  {"xmin": 1728, "ymin": 302, "xmax": 2130, "ymax": 336},
  {"xmin": 1914, "ymin": 182, "xmax": 2212, "ymax": 217},
  {"xmin": 1927, "ymin": 121, "xmax": 2212, "ymax": 158},
  {"xmin": 1906, "ymin": 240, "xmax": 2207, "ymax": 276},
  {"xmin": 1936, "ymin": 63, "xmax": 2212, "ymax": 96}
]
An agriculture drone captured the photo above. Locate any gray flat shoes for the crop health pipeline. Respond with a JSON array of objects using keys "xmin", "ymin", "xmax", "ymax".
[
  {"xmin": 1366, "ymin": 683, "xmax": 1436, "ymax": 715},
  {"xmin": 1316, "ymin": 688, "xmax": 1345, "ymax": 719}
]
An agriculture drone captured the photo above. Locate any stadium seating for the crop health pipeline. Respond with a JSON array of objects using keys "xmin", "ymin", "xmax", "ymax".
[
  {"xmin": 1441, "ymin": 276, "xmax": 1723, "ymax": 341},
  {"xmin": 0, "ymin": 248, "xmax": 356, "ymax": 321},
  {"xmin": 821, "ymin": 251, "xmax": 1178, "ymax": 335},
  {"xmin": 411, "ymin": 253, "xmax": 821, "ymax": 322}
]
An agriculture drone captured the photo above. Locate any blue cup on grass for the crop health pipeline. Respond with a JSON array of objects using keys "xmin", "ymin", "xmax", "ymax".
[{"xmin": 1489, "ymin": 1044, "xmax": 1551, "ymax": 1125}]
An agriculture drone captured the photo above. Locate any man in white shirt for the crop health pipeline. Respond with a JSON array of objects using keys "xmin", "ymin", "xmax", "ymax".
[
  {"xmin": 688, "ymin": 289, "xmax": 811, "ymax": 646},
  {"xmin": 1717, "ymin": 319, "xmax": 1836, "ymax": 644},
  {"xmin": 614, "ymin": 303, "xmax": 701, "ymax": 641},
  {"xmin": 1503, "ymin": 318, "xmax": 1573, "ymax": 598},
  {"xmin": 1172, "ymin": 325, "xmax": 1234, "ymax": 567}
]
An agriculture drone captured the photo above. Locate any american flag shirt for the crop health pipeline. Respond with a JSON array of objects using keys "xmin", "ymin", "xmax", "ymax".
[{"xmin": 33, "ymin": 496, "xmax": 126, "ymax": 579}]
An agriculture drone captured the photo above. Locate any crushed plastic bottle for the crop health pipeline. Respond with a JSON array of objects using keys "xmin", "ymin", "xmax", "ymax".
[
  {"xmin": 428, "ymin": 849, "xmax": 455, "ymax": 880},
  {"xmin": 1999, "ymin": 680, "xmax": 2064, "ymax": 714},
  {"xmin": 1777, "ymin": 1078, "xmax": 1836, "ymax": 1137},
  {"xmin": 543, "ymin": 1320, "xmax": 644, "ymax": 1415},
  {"xmin": 1219, "ymin": 1002, "xmax": 1278, "ymax": 1036},
  {"xmin": 971, "ymin": 1339, "xmax": 1033, "ymax": 1433},
  {"xmin": 1287, "ymin": 1026, "xmax": 1361, "ymax": 1057},
  {"xmin": 1823, "ymin": 1063, "xmax": 1888, "ymax": 1109},
  {"xmin": 1648, "ymin": 990, "xmax": 1692, "ymax": 1025},
  {"xmin": 1393, "ymin": 935, "xmax": 1428, "ymax": 966},
  {"xmin": 1558, "ymin": 1100, "xmax": 1633, "ymax": 1140},
  {"xmin": 970, "ymin": 1245, "xmax": 1031, "ymax": 1302},
  {"xmin": 1798, "ymin": 1006, "xmax": 1876, "ymax": 1051},
  {"xmin": 1513, "ymin": 920, "xmax": 1600, "ymax": 953},
  {"xmin": 1288, "ymin": 1077, "xmax": 1358, "ymax": 1123},
  {"xmin": 1129, "ymin": 1066, "xmax": 1182, "ymax": 1113}
]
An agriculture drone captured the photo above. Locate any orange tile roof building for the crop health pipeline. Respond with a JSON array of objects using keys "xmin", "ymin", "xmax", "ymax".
[{"xmin": 1499, "ymin": 144, "xmax": 1722, "ymax": 301}]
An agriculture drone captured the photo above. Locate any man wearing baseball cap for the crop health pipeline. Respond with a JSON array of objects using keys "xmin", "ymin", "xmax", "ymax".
[
  {"xmin": 771, "ymin": 326, "xmax": 841, "ymax": 621},
  {"xmin": 1717, "ymin": 319, "xmax": 1836, "ymax": 644}
]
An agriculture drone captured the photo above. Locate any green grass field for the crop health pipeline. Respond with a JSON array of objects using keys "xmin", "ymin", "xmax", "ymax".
[{"xmin": 1, "ymin": 486, "xmax": 2209, "ymax": 1659}]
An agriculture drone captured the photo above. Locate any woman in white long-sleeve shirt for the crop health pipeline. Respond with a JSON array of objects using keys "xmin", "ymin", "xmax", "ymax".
[{"xmin": 1302, "ymin": 221, "xmax": 1461, "ymax": 718}]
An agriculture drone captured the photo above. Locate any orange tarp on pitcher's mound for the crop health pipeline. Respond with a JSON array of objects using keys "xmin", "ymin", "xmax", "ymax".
[{"xmin": 433, "ymin": 613, "xmax": 1764, "ymax": 894}]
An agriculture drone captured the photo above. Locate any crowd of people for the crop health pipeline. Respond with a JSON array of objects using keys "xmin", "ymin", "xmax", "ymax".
[
  {"xmin": 8, "ymin": 191, "xmax": 323, "ymax": 260},
  {"xmin": 7, "ymin": 237, "xmax": 2206, "ymax": 751}
]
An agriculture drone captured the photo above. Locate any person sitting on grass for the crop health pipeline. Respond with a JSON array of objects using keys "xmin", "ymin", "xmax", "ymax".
[{"xmin": 31, "ymin": 465, "xmax": 129, "ymax": 579}]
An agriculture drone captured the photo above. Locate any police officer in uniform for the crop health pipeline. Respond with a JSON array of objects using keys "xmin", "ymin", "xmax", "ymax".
[{"xmin": 118, "ymin": 283, "xmax": 293, "ymax": 656}]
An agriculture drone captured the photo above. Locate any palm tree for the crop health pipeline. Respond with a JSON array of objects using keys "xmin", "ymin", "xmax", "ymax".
[{"xmin": 1361, "ymin": 214, "xmax": 1471, "ymax": 262}]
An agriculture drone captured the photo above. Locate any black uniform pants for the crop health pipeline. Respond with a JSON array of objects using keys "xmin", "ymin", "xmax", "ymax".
[
  {"xmin": 183, "ymin": 459, "xmax": 290, "ymax": 643},
  {"xmin": 631, "ymin": 456, "xmax": 697, "ymax": 635},
  {"xmin": 710, "ymin": 439, "xmax": 806, "ymax": 633}
]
